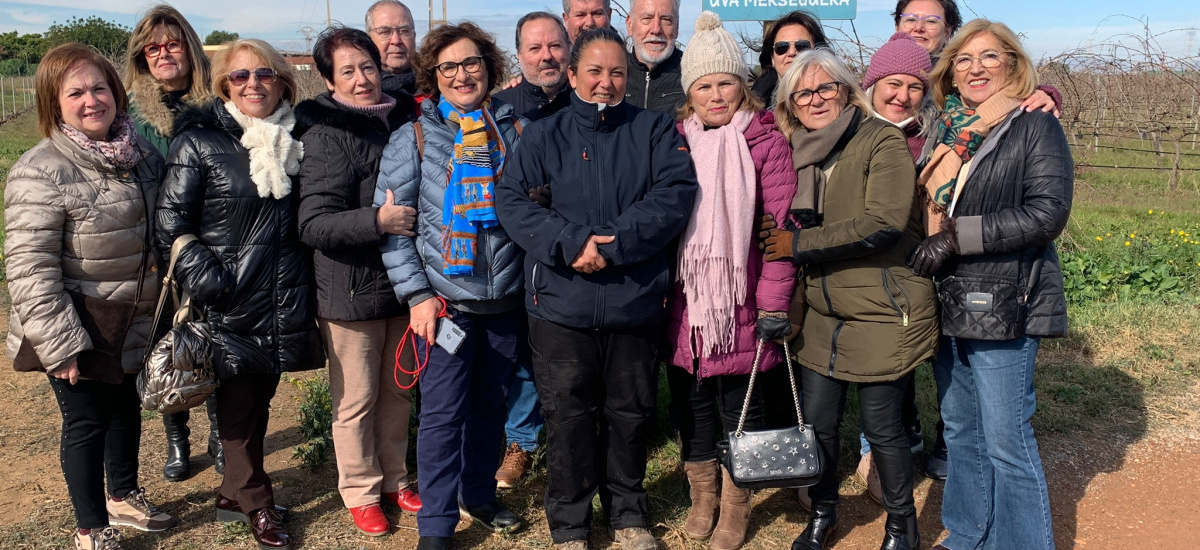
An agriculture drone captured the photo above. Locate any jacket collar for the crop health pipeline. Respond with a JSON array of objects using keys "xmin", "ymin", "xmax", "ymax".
[
  {"xmin": 419, "ymin": 95, "xmax": 518, "ymax": 130},
  {"xmin": 570, "ymin": 91, "xmax": 626, "ymax": 132},
  {"xmin": 628, "ymin": 47, "xmax": 682, "ymax": 77},
  {"xmin": 294, "ymin": 92, "xmax": 409, "ymax": 136}
]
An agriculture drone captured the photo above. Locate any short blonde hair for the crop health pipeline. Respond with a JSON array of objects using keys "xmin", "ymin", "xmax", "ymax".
[
  {"xmin": 677, "ymin": 75, "xmax": 764, "ymax": 121},
  {"xmin": 773, "ymin": 48, "xmax": 873, "ymax": 137},
  {"xmin": 930, "ymin": 19, "xmax": 1036, "ymax": 109},
  {"xmin": 36, "ymin": 43, "xmax": 128, "ymax": 138},
  {"xmin": 210, "ymin": 39, "xmax": 298, "ymax": 106}
]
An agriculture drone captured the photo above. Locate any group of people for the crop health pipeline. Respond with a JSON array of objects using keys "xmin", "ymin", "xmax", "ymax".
[{"xmin": 3, "ymin": 1, "xmax": 1073, "ymax": 550}]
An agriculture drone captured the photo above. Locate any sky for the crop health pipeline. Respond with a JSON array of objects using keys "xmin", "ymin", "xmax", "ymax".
[{"xmin": 1, "ymin": 0, "xmax": 1197, "ymax": 62}]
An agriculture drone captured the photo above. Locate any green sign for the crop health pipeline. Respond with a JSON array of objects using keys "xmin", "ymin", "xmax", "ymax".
[{"xmin": 705, "ymin": 0, "xmax": 857, "ymax": 21}]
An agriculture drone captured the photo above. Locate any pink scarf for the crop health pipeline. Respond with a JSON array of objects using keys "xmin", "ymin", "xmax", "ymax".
[
  {"xmin": 58, "ymin": 112, "xmax": 141, "ymax": 169},
  {"xmin": 678, "ymin": 109, "xmax": 756, "ymax": 356}
]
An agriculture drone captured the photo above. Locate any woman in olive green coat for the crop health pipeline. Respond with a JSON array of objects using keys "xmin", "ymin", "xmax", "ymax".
[{"xmin": 759, "ymin": 48, "xmax": 937, "ymax": 550}]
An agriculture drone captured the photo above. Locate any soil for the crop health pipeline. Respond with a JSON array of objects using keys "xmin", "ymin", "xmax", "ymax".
[{"xmin": 0, "ymin": 304, "xmax": 1197, "ymax": 549}]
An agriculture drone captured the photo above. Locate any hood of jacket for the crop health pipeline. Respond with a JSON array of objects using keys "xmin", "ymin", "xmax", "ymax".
[
  {"xmin": 294, "ymin": 91, "xmax": 415, "ymax": 136},
  {"xmin": 128, "ymin": 75, "xmax": 211, "ymax": 137}
]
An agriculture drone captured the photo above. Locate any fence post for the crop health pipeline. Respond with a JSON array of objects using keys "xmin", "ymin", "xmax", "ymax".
[{"xmin": 2, "ymin": 76, "xmax": 7, "ymax": 116}]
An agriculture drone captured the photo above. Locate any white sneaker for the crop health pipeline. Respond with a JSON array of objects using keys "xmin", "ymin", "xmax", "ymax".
[
  {"xmin": 106, "ymin": 488, "xmax": 178, "ymax": 532},
  {"xmin": 74, "ymin": 526, "xmax": 122, "ymax": 550}
]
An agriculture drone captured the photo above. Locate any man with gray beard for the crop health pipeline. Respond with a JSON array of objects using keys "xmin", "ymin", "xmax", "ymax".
[
  {"xmin": 623, "ymin": 0, "xmax": 683, "ymax": 112},
  {"xmin": 494, "ymin": 12, "xmax": 572, "ymax": 122}
]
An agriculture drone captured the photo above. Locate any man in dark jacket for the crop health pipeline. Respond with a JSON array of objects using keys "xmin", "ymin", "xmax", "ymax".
[
  {"xmin": 494, "ymin": 12, "xmax": 572, "ymax": 122},
  {"xmin": 623, "ymin": 0, "xmax": 683, "ymax": 112},
  {"xmin": 366, "ymin": 0, "xmax": 418, "ymax": 96}
]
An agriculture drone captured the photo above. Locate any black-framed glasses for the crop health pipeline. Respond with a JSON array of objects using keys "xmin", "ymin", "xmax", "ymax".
[
  {"xmin": 435, "ymin": 56, "xmax": 484, "ymax": 78},
  {"xmin": 898, "ymin": 14, "xmax": 945, "ymax": 30},
  {"xmin": 228, "ymin": 68, "xmax": 277, "ymax": 86},
  {"xmin": 789, "ymin": 81, "xmax": 842, "ymax": 107},
  {"xmin": 143, "ymin": 40, "xmax": 184, "ymax": 58},
  {"xmin": 952, "ymin": 52, "xmax": 1008, "ymax": 72},
  {"xmin": 371, "ymin": 25, "xmax": 416, "ymax": 39},
  {"xmin": 773, "ymin": 40, "xmax": 812, "ymax": 56}
]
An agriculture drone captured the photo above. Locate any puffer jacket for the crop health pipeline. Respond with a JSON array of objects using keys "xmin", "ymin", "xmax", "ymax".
[
  {"xmin": 375, "ymin": 98, "xmax": 526, "ymax": 314},
  {"xmin": 790, "ymin": 116, "xmax": 939, "ymax": 383},
  {"xmin": 295, "ymin": 92, "xmax": 415, "ymax": 321},
  {"xmin": 940, "ymin": 108, "xmax": 1073, "ymax": 337},
  {"xmin": 495, "ymin": 93, "xmax": 699, "ymax": 330},
  {"xmin": 5, "ymin": 131, "xmax": 163, "ymax": 373},
  {"xmin": 157, "ymin": 101, "xmax": 324, "ymax": 379},
  {"xmin": 666, "ymin": 110, "xmax": 798, "ymax": 378},
  {"xmin": 625, "ymin": 48, "xmax": 685, "ymax": 113}
]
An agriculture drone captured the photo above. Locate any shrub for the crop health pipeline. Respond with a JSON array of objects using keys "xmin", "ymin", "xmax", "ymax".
[{"xmin": 290, "ymin": 374, "xmax": 333, "ymax": 471}]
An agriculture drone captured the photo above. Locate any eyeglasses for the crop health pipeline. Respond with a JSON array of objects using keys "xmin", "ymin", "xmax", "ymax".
[
  {"xmin": 227, "ymin": 68, "xmax": 277, "ymax": 86},
  {"xmin": 773, "ymin": 40, "xmax": 813, "ymax": 56},
  {"xmin": 371, "ymin": 25, "xmax": 416, "ymax": 39},
  {"xmin": 952, "ymin": 52, "xmax": 1008, "ymax": 72},
  {"xmin": 143, "ymin": 40, "xmax": 184, "ymax": 58},
  {"xmin": 790, "ymin": 81, "xmax": 842, "ymax": 107},
  {"xmin": 898, "ymin": 14, "xmax": 945, "ymax": 30},
  {"xmin": 435, "ymin": 56, "xmax": 484, "ymax": 78}
]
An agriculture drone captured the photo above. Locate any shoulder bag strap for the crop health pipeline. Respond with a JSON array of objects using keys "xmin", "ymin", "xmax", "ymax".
[
  {"xmin": 141, "ymin": 234, "xmax": 200, "ymax": 363},
  {"xmin": 413, "ymin": 121, "xmax": 424, "ymax": 160}
]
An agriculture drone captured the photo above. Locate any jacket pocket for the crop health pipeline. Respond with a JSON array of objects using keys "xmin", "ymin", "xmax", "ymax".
[
  {"xmin": 936, "ymin": 275, "xmax": 1025, "ymax": 340},
  {"xmin": 881, "ymin": 268, "xmax": 911, "ymax": 327}
]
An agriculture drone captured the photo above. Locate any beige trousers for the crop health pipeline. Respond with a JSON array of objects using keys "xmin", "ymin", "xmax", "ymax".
[{"xmin": 320, "ymin": 316, "xmax": 415, "ymax": 509}]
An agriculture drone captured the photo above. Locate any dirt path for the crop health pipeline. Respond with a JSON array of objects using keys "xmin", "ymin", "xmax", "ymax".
[{"xmin": 1, "ymin": 303, "xmax": 1197, "ymax": 549}]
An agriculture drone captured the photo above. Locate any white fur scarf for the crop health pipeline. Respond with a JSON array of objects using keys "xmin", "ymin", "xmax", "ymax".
[{"xmin": 223, "ymin": 100, "xmax": 304, "ymax": 199}]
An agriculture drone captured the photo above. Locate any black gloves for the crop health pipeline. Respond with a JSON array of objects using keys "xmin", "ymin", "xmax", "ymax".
[
  {"xmin": 528, "ymin": 184, "xmax": 552, "ymax": 208},
  {"xmin": 757, "ymin": 214, "xmax": 799, "ymax": 263},
  {"xmin": 756, "ymin": 312, "xmax": 791, "ymax": 341},
  {"xmin": 908, "ymin": 218, "xmax": 959, "ymax": 277}
]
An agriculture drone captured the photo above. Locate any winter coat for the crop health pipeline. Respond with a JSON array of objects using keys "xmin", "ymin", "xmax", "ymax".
[
  {"xmin": 790, "ymin": 117, "xmax": 939, "ymax": 383},
  {"xmin": 666, "ymin": 110, "xmax": 798, "ymax": 378},
  {"xmin": 493, "ymin": 79, "xmax": 571, "ymax": 122},
  {"xmin": 625, "ymin": 49, "xmax": 685, "ymax": 113},
  {"xmin": 750, "ymin": 69, "xmax": 779, "ymax": 106},
  {"xmin": 127, "ymin": 76, "xmax": 209, "ymax": 158},
  {"xmin": 295, "ymin": 92, "xmax": 415, "ymax": 321},
  {"xmin": 940, "ymin": 108, "xmax": 1073, "ymax": 337},
  {"xmin": 157, "ymin": 101, "xmax": 325, "ymax": 379},
  {"xmin": 375, "ymin": 98, "xmax": 526, "ymax": 314},
  {"xmin": 5, "ymin": 131, "xmax": 163, "ymax": 374},
  {"xmin": 495, "ymin": 93, "xmax": 699, "ymax": 330}
]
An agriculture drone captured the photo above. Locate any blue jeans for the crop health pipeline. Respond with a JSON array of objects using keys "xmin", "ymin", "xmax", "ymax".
[
  {"xmin": 415, "ymin": 309, "xmax": 520, "ymax": 537},
  {"xmin": 934, "ymin": 335, "xmax": 1054, "ymax": 550},
  {"xmin": 505, "ymin": 358, "xmax": 543, "ymax": 451}
]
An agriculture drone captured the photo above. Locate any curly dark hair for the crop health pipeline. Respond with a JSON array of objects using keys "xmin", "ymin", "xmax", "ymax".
[
  {"xmin": 313, "ymin": 26, "xmax": 382, "ymax": 83},
  {"xmin": 414, "ymin": 22, "xmax": 506, "ymax": 99},
  {"xmin": 756, "ymin": 11, "xmax": 828, "ymax": 73}
]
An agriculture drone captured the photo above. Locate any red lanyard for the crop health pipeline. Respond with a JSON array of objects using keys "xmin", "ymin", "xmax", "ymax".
[{"xmin": 393, "ymin": 296, "xmax": 451, "ymax": 390}]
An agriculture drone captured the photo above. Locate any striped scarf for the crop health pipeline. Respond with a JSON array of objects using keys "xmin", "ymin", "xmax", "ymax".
[{"xmin": 438, "ymin": 98, "xmax": 505, "ymax": 275}]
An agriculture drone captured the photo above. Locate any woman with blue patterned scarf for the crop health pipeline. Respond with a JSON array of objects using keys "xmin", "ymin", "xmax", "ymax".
[{"xmin": 374, "ymin": 22, "xmax": 527, "ymax": 550}]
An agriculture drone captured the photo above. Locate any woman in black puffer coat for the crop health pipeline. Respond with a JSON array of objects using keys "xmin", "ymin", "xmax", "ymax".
[{"xmin": 156, "ymin": 39, "xmax": 323, "ymax": 550}]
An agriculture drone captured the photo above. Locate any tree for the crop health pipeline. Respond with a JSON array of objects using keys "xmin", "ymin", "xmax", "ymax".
[
  {"xmin": 0, "ymin": 31, "xmax": 48, "ymax": 64},
  {"xmin": 44, "ymin": 16, "xmax": 131, "ymax": 57},
  {"xmin": 204, "ymin": 30, "xmax": 239, "ymax": 45}
]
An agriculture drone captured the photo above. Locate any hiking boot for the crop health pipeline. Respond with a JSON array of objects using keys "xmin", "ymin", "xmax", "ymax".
[
  {"xmin": 854, "ymin": 452, "xmax": 883, "ymax": 505},
  {"xmin": 495, "ymin": 442, "xmax": 534, "ymax": 489},
  {"xmin": 460, "ymin": 499, "xmax": 523, "ymax": 532},
  {"xmin": 74, "ymin": 526, "xmax": 122, "ymax": 550},
  {"xmin": 107, "ymin": 488, "xmax": 178, "ymax": 532},
  {"xmin": 711, "ymin": 466, "xmax": 752, "ymax": 550},
  {"xmin": 682, "ymin": 459, "xmax": 720, "ymax": 539},
  {"xmin": 611, "ymin": 526, "xmax": 657, "ymax": 550}
]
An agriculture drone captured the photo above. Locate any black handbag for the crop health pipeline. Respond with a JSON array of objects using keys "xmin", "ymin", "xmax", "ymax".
[
  {"xmin": 716, "ymin": 340, "xmax": 824, "ymax": 490},
  {"xmin": 937, "ymin": 253, "xmax": 1044, "ymax": 341}
]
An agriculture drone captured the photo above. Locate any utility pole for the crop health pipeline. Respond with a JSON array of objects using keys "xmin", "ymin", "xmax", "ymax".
[
  {"xmin": 429, "ymin": 0, "xmax": 447, "ymax": 30},
  {"xmin": 326, "ymin": 0, "xmax": 332, "ymax": 27}
]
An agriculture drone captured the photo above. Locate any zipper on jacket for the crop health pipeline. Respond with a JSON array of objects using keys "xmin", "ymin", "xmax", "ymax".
[
  {"xmin": 483, "ymin": 229, "xmax": 495, "ymax": 300},
  {"xmin": 531, "ymin": 262, "xmax": 541, "ymax": 306},
  {"xmin": 644, "ymin": 72, "xmax": 651, "ymax": 109},
  {"xmin": 592, "ymin": 117, "xmax": 606, "ymax": 329},
  {"xmin": 819, "ymin": 265, "xmax": 842, "ymax": 377},
  {"xmin": 880, "ymin": 269, "xmax": 910, "ymax": 327}
]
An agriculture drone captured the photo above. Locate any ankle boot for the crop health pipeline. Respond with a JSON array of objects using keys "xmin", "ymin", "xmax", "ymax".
[
  {"xmin": 791, "ymin": 500, "xmax": 837, "ymax": 550},
  {"xmin": 162, "ymin": 411, "xmax": 191, "ymax": 482},
  {"xmin": 206, "ymin": 396, "xmax": 225, "ymax": 475},
  {"xmin": 879, "ymin": 513, "xmax": 920, "ymax": 550},
  {"xmin": 710, "ymin": 466, "xmax": 752, "ymax": 550},
  {"xmin": 682, "ymin": 459, "xmax": 720, "ymax": 540}
]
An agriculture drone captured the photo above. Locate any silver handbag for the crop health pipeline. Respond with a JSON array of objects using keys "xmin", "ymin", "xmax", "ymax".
[
  {"xmin": 136, "ymin": 235, "xmax": 218, "ymax": 415},
  {"xmin": 716, "ymin": 340, "xmax": 824, "ymax": 490}
]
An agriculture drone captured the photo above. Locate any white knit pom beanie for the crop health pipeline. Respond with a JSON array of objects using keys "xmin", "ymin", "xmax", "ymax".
[{"xmin": 680, "ymin": 11, "xmax": 749, "ymax": 93}]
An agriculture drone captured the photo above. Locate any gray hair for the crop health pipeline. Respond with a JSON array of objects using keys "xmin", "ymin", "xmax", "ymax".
[
  {"xmin": 627, "ymin": 0, "xmax": 681, "ymax": 16},
  {"xmin": 561, "ymin": 0, "xmax": 612, "ymax": 14},
  {"xmin": 863, "ymin": 83, "xmax": 939, "ymax": 140},
  {"xmin": 774, "ymin": 48, "xmax": 875, "ymax": 137},
  {"xmin": 516, "ymin": 11, "xmax": 569, "ymax": 50},
  {"xmin": 366, "ymin": 0, "xmax": 414, "ymax": 30}
]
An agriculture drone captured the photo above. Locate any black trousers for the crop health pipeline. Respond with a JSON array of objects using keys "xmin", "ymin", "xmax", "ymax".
[
  {"xmin": 801, "ymin": 367, "xmax": 916, "ymax": 517},
  {"xmin": 528, "ymin": 316, "xmax": 662, "ymax": 544},
  {"xmin": 48, "ymin": 373, "xmax": 142, "ymax": 529},
  {"xmin": 216, "ymin": 373, "xmax": 280, "ymax": 514},
  {"xmin": 666, "ymin": 365, "xmax": 765, "ymax": 462}
]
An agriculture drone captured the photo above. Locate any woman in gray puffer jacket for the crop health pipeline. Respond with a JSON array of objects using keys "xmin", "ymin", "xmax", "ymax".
[{"xmin": 4, "ymin": 43, "xmax": 176, "ymax": 550}]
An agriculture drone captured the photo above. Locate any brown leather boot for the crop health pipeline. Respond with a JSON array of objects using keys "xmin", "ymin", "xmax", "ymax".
[
  {"xmin": 682, "ymin": 459, "xmax": 720, "ymax": 539},
  {"xmin": 710, "ymin": 466, "xmax": 752, "ymax": 550}
]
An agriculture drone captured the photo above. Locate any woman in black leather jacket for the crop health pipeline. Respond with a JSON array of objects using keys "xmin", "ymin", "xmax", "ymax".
[
  {"xmin": 907, "ymin": 19, "xmax": 1072, "ymax": 550},
  {"xmin": 157, "ymin": 39, "xmax": 324, "ymax": 550}
]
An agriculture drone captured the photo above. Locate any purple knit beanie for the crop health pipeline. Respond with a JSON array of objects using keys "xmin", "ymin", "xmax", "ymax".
[{"xmin": 862, "ymin": 32, "xmax": 932, "ymax": 90}]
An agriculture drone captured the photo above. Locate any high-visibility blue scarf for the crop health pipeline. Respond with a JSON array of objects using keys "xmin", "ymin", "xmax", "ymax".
[{"xmin": 438, "ymin": 97, "xmax": 504, "ymax": 275}]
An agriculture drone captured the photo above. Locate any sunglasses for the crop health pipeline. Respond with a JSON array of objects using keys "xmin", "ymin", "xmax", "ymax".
[
  {"xmin": 773, "ymin": 40, "xmax": 812, "ymax": 56},
  {"xmin": 227, "ymin": 68, "xmax": 277, "ymax": 86},
  {"xmin": 143, "ymin": 40, "xmax": 184, "ymax": 58}
]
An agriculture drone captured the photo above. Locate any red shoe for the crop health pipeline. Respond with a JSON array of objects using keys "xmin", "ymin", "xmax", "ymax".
[
  {"xmin": 383, "ymin": 487, "xmax": 422, "ymax": 513},
  {"xmin": 350, "ymin": 504, "xmax": 389, "ymax": 536}
]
